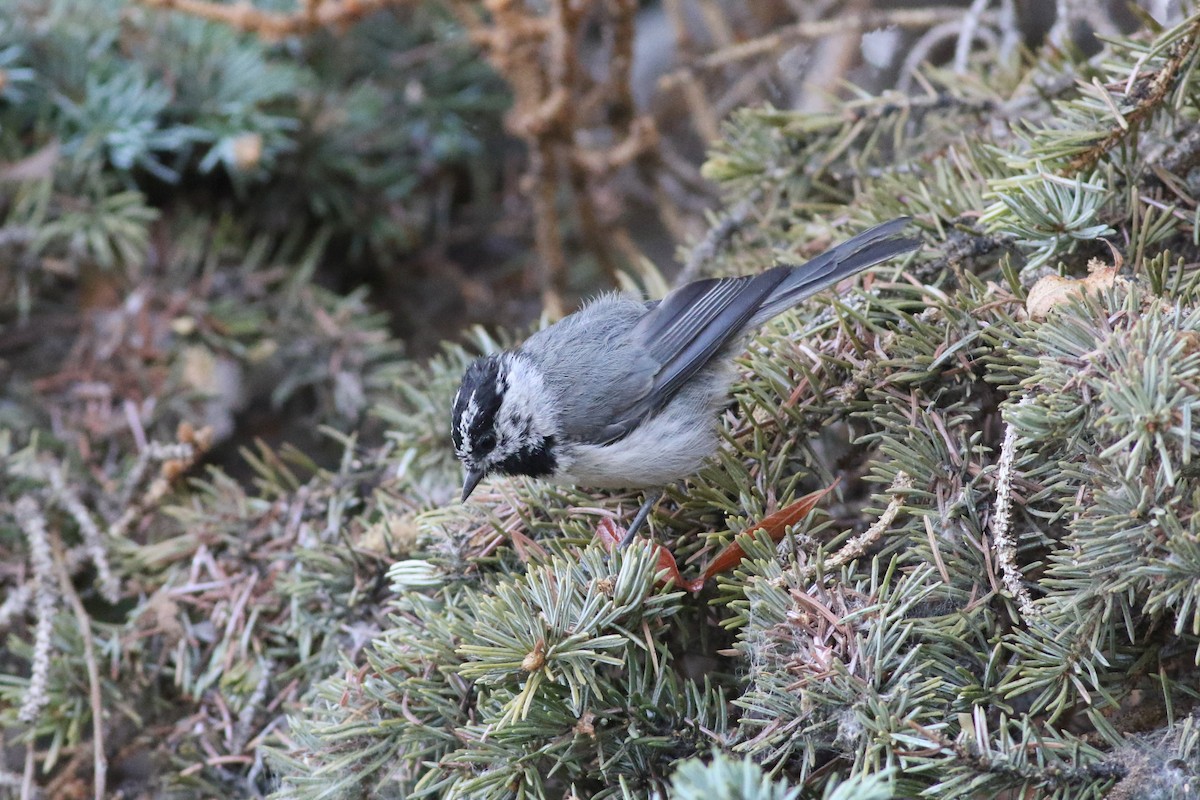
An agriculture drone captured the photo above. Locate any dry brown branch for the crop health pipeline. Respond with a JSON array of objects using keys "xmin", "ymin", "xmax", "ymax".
[
  {"xmin": 604, "ymin": 0, "xmax": 638, "ymax": 132},
  {"xmin": 456, "ymin": 0, "xmax": 661, "ymax": 313},
  {"xmin": 133, "ymin": 0, "xmax": 1035, "ymax": 318},
  {"xmin": 822, "ymin": 471, "xmax": 910, "ymax": 572},
  {"xmin": 135, "ymin": 0, "xmax": 418, "ymax": 39},
  {"xmin": 143, "ymin": 0, "xmax": 668, "ymax": 313},
  {"xmin": 695, "ymin": 0, "xmax": 735, "ymax": 50},
  {"xmin": 658, "ymin": 6, "xmax": 968, "ymax": 93},
  {"xmin": 678, "ymin": 71, "xmax": 722, "ymax": 143},
  {"xmin": 1068, "ymin": 17, "xmax": 1200, "ymax": 173}
]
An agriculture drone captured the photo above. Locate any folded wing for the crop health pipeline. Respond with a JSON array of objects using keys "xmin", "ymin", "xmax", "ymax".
[{"xmin": 592, "ymin": 217, "xmax": 920, "ymax": 443}]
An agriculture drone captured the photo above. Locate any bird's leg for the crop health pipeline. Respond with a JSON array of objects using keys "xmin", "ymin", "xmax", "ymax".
[{"xmin": 618, "ymin": 489, "xmax": 663, "ymax": 548}]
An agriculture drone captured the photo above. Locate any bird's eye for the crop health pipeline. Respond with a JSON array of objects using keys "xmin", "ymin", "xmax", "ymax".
[{"xmin": 478, "ymin": 431, "xmax": 497, "ymax": 452}]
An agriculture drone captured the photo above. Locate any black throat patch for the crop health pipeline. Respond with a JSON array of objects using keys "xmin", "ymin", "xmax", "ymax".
[{"xmin": 493, "ymin": 436, "xmax": 557, "ymax": 478}]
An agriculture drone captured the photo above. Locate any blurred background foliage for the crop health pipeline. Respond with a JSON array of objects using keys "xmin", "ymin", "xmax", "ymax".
[{"xmin": 5, "ymin": 0, "xmax": 1200, "ymax": 798}]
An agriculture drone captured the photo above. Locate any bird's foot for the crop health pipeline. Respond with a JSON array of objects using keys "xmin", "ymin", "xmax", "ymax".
[{"xmin": 616, "ymin": 490, "xmax": 663, "ymax": 548}]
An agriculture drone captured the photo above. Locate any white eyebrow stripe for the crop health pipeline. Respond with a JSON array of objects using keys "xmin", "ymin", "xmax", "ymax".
[{"xmin": 456, "ymin": 389, "xmax": 479, "ymax": 456}]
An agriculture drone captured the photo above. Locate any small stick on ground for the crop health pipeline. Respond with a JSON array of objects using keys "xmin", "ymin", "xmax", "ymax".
[{"xmin": 51, "ymin": 530, "xmax": 107, "ymax": 800}]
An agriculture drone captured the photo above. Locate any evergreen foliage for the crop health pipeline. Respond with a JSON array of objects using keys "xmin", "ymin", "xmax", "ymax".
[
  {"xmin": 0, "ymin": 0, "xmax": 506, "ymax": 291},
  {"xmin": 272, "ymin": 10, "xmax": 1200, "ymax": 798},
  {"xmin": 5, "ymin": 2, "xmax": 1200, "ymax": 799}
]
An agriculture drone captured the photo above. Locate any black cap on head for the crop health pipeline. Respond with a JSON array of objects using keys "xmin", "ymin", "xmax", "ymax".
[{"xmin": 452, "ymin": 356, "xmax": 505, "ymax": 460}]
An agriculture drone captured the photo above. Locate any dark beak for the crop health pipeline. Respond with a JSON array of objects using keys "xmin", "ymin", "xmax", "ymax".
[{"xmin": 461, "ymin": 467, "xmax": 486, "ymax": 502}]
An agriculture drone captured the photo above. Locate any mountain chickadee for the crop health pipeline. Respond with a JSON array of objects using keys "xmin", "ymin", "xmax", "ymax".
[{"xmin": 451, "ymin": 217, "xmax": 920, "ymax": 545}]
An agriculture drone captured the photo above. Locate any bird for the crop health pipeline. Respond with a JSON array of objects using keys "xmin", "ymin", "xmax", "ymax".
[{"xmin": 451, "ymin": 217, "xmax": 920, "ymax": 546}]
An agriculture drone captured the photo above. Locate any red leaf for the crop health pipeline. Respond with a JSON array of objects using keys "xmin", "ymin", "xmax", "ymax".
[
  {"xmin": 700, "ymin": 482, "xmax": 838, "ymax": 582},
  {"xmin": 592, "ymin": 480, "xmax": 837, "ymax": 593},
  {"xmin": 510, "ymin": 529, "xmax": 549, "ymax": 563}
]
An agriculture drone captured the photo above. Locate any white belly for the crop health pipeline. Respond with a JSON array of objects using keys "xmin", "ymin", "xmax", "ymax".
[{"xmin": 554, "ymin": 409, "xmax": 721, "ymax": 489}]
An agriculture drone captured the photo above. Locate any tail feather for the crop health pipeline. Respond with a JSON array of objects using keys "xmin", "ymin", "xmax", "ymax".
[{"xmin": 749, "ymin": 217, "xmax": 921, "ymax": 326}]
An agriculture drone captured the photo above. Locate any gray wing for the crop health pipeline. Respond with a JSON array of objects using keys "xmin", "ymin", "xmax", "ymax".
[
  {"xmin": 529, "ymin": 217, "xmax": 920, "ymax": 445},
  {"xmin": 626, "ymin": 267, "xmax": 792, "ymax": 416},
  {"xmin": 746, "ymin": 216, "xmax": 920, "ymax": 326}
]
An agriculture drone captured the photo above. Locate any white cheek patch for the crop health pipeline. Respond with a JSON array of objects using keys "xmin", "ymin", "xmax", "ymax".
[{"xmin": 496, "ymin": 356, "xmax": 558, "ymax": 451}]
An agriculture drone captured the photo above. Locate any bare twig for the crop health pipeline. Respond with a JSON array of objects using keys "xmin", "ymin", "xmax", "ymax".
[
  {"xmin": 233, "ymin": 660, "xmax": 274, "ymax": 753},
  {"xmin": 136, "ymin": 0, "xmax": 416, "ymax": 38},
  {"xmin": 996, "ymin": 0, "xmax": 1020, "ymax": 65},
  {"xmin": 0, "ymin": 582, "xmax": 34, "ymax": 630},
  {"xmin": 109, "ymin": 429, "xmax": 210, "ymax": 540},
  {"xmin": 823, "ymin": 471, "xmax": 911, "ymax": 572},
  {"xmin": 991, "ymin": 405, "xmax": 1039, "ymax": 621},
  {"xmin": 20, "ymin": 742, "xmax": 35, "ymax": 800},
  {"xmin": 901, "ymin": 20, "xmax": 997, "ymax": 93},
  {"xmin": 459, "ymin": 0, "xmax": 660, "ymax": 312},
  {"xmin": 1067, "ymin": 17, "xmax": 1200, "ymax": 173},
  {"xmin": 674, "ymin": 190, "xmax": 762, "ymax": 287},
  {"xmin": 659, "ymin": 6, "xmax": 968, "ymax": 92},
  {"xmin": 45, "ymin": 467, "xmax": 119, "ymax": 604},
  {"xmin": 954, "ymin": 0, "xmax": 994, "ymax": 73},
  {"xmin": 788, "ymin": 472, "xmax": 912, "ymax": 584},
  {"xmin": 50, "ymin": 531, "xmax": 106, "ymax": 800},
  {"xmin": 15, "ymin": 497, "xmax": 55, "ymax": 726}
]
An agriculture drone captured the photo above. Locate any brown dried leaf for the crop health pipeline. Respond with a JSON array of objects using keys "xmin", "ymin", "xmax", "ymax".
[{"xmin": 1026, "ymin": 258, "xmax": 1126, "ymax": 320}]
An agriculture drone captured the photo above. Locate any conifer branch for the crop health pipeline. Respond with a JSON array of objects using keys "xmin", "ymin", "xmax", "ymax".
[{"xmin": 1067, "ymin": 16, "xmax": 1200, "ymax": 173}]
